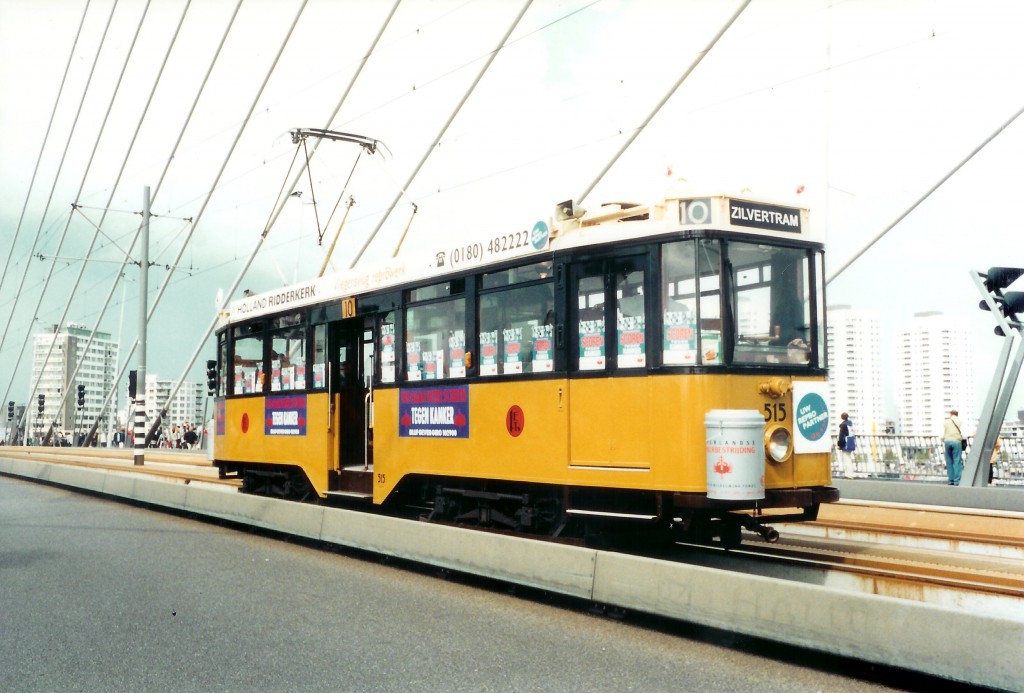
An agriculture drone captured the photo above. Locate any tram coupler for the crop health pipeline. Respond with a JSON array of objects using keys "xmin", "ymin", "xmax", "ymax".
[{"xmin": 741, "ymin": 515, "xmax": 780, "ymax": 543}]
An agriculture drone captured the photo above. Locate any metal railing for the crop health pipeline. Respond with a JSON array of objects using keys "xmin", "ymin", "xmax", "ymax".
[{"xmin": 831, "ymin": 435, "xmax": 1024, "ymax": 486}]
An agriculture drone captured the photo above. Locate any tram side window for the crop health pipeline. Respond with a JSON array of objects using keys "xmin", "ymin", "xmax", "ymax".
[
  {"xmin": 814, "ymin": 251, "xmax": 825, "ymax": 368},
  {"xmin": 379, "ymin": 312, "xmax": 396, "ymax": 383},
  {"xmin": 730, "ymin": 243, "xmax": 812, "ymax": 366},
  {"xmin": 406, "ymin": 298, "xmax": 466, "ymax": 381},
  {"xmin": 577, "ymin": 273, "xmax": 605, "ymax": 371},
  {"xmin": 479, "ymin": 274, "xmax": 555, "ymax": 376},
  {"xmin": 270, "ymin": 316, "xmax": 307, "ymax": 392},
  {"xmin": 312, "ymin": 324, "xmax": 327, "ymax": 389},
  {"xmin": 232, "ymin": 322, "xmax": 264, "ymax": 395},
  {"xmin": 217, "ymin": 335, "xmax": 227, "ymax": 397},
  {"xmin": 662, "ymin": 241, "xmax": 698, "ymax": 365},
  {"xmin": 661, "ymin": 240, "xmax": 722, "ymax": 365},
  {"xmin": 616, "ymin": 266, "xmax": 646, "ymax": 369}
]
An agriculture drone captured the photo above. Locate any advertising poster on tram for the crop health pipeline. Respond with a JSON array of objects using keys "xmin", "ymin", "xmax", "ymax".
[
  {"xmin": 399, "ymin": 385, "xmax": 469, "ymax": 438},
  {"xmin": 265, "ymin": 395, "xmax": 307, "ymax": 436},
  {"xmin": 792, "ymin": 381, "xmax": 832, "ymax": 453},
  {"xmin": 532, "ymin": 324, "xmax": 553, "ymax": 372},
  {"xmin": 480, "ymin": 330, "xmax": 499, "ymax": 375},
  {"xmin": 663, "ymin": 311, "xmax": 696, "ymax": 364},
  {"xmin": 617, "ymin": 315, "xmax": 646, "ymax": 367},
  {"xmin": 579, "ymin": 320, "xmax": 605, "ymax": 370}
]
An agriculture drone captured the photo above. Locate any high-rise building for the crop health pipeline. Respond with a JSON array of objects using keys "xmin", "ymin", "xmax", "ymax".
[
  {"xmin": 826, "ymin": 305, "xmax": 884, "ymax": 435},
  {"xmin": 144, "ymin": 375, "xmax": 205, "ymax": 431},
  {"xmin": 28, "ymin": 323, "xmax": 118, "ymax": 441},
  {"xmin": 895, "ymin": 311, "xmax": 976, "ymax": 436}
]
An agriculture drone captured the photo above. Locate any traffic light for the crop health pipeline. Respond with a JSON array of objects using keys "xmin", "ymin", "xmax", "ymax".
[
  {"xmin": 206, "ymin": 359, "xmax": 217, "ymax": 396},
  {"xmin": 37, "ymin": 393, "xmax": 44, "ymax": 414},
  {"xmin": 128, "ymin": 370, "xmax": 137, "ymax": 400},
  {"xmin": 7, "ymin": 401, "xmax": 13, "ymax": 419},
  {"xmin": 77, "ymin": 384, "xmax": 85, "ymax": 407},
  {"xmin": 978, "ymin": 266, "xmax": 1024, "ymax": 336}
]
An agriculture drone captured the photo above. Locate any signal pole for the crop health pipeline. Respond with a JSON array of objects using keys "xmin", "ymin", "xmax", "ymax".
[{"xmin": 134, "ymin": 186, "xmax": 149, "ymax": 466}]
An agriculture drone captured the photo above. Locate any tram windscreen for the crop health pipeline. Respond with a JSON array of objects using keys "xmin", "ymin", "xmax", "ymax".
[
  {"xmin": 662, "ymin": 239, "xmax": 818, "ymax": 367},
  {"xmin": 729, "ymin": 243, "xmax": 812, "ymax": 366}
]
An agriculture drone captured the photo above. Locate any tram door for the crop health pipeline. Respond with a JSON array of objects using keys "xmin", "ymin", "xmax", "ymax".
[
  {"xmin": 567, "ymin": 255, "xmax": 652, "ymax": 470},
  {"xmin": 331, "ymin": 318, "xmax": 371, "ymax": 469}
]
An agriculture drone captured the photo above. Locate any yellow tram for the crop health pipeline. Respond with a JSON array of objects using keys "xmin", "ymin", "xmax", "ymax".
[{"xmin": 211, "ymin": 188, "xmax": 838, "ymax": 546}]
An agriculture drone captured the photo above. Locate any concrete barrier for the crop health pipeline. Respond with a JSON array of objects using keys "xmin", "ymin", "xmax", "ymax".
[
  {"xmin": 591, "ymin": 551, "xmax": 1022, "ymax": 691},
  {"xmin": 1, "ymin": 455, "xmax": 1019, "ymax": 691},
  {"xmin": 319, "ymin": 509, "xmax": 597, "ymax": 599}
]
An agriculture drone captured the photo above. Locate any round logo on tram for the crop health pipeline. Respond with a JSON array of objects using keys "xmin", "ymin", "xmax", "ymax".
[
  {"xmin": 531, "ymin": 221, "xmax": 549, "ymax": 250},
  {"xmin": 795, "ymin": 392, "xmax": 829, "ymax": 442}
]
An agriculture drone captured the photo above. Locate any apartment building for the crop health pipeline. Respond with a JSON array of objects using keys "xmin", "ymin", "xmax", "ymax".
[
  {"xmin": 826, "ymin": 305, "xmax": 885, "ymax": 435},
  {"xmin": 895, "ymin": 311, "xmax": 976, "ymax": 436}
]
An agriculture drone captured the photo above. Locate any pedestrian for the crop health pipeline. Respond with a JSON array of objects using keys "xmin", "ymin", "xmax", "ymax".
[
  {"xmin": 990, "ymin": 436, "xmax": 1002, "ymax": 483},
  {"xmin": 836, "ymin": 412, "xmax": 855, "ymax": 479},
  {"xmin": 942, "ymin": 409, "xmax": 965, "ymax": 486}
]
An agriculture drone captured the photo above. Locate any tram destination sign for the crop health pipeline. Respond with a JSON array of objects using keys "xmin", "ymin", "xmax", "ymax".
[{"xmin": 728, "ymin": 199, "xmax": 801, "ymax": 234}]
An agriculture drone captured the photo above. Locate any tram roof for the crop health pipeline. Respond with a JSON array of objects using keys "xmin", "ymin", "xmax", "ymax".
[{"xmin": 223, "ymin": 188, "xmax": 812, "ymax": 325}]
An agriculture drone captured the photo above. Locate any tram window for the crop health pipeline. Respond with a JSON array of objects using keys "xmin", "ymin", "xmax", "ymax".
[
  {"xmin": 661, "ymin": 241, "xmax": 698, "ymax": 365},
  {"xmin": 270, "ymin": 325, "xmax": 307, "ymax": 392},
  {"xmin": 217, "ymin": 336, "xmax": 227, "ymax": 397},
  {"xmin": 409, "ymin": 278, "xmax": 464, "ymax": 303},
  {"xmin": 729, "ymin": 243, "xmax": 811, "ymax": 366},
  {"xmin": 405, "ymin": 299, "xmax": 466, "ymax": 381},
  {"xmin": 814, "ymin": 251, "xmax": 826, "ymax": 368},
  {"xmin": 661, "ymin": 240, "xmax": 722, "ymax": 365},
  {"xmin": 363, "ymin": 328, "xmax": 375, "ymax": 390},
  {"xmin": 577, "ymin": 273, "xmax": 605, "ymax": 371},
  {"xmin": 311, "ymin": 324, "xmax": 327, "ymax": 389},
  {"xmin": 232, "ymin": 323, "xmax": 264, "ymax": 395},
  {"xmin": 479, "ymin": 282, "xmax": 555, "ymax": 376},
  {"xmin": 379, "ymin": 313, "xmax": 396, "ymax": 383},
  {"xmin": 616, "ymin": 268, "xmax": 646, "ymax": 369},
  {"xmin": 697, "ymin": 240, "xmax": 723, "ymax": 364},
  {"xmin": 482, "ymin": 261, "xmax": 553, "ymax": 290}
]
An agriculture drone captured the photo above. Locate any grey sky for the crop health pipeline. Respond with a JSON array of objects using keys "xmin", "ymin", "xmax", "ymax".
[{"xmin": 1, "ymin": 0, "xmax": 1022, "ymax": 418}]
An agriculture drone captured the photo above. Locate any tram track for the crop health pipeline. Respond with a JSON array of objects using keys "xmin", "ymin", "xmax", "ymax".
[
  {"xmin": 0, "ymin": 446, "xmax": 239, "ymax": 489},
  {"xmin": 7, "ymin": 447, "xmax": 1023, "ymax": 604},
  {"xmin": 696, "ymin": 533, "xmax": 1024, "ymax": 598}
]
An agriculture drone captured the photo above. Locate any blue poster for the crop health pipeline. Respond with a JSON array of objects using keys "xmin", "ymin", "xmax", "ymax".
[
  {"xmin": 399, "ymin": 385, "xmax": 469, "ymax": 438},
  {"xmin": 265, "ymin": 394, "xmax": 307, "ymax": 436},
  {"xmin": 215, "ymin": 399, "xmax": 225, "ymax": 436}
]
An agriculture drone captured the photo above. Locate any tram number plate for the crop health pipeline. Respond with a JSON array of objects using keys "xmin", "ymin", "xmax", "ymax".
[{"xmin": 763, "ymin": 403, "xmax": 787, "ymax": 422}]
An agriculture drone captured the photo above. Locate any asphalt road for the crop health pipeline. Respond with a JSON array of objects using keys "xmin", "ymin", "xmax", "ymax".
[{"xmin": 0, "ymin": 475, "xmax": 935, "ymax": 692}]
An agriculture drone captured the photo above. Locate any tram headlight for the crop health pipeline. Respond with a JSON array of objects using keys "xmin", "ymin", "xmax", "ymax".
[{"xmin": 764, "ymin": 425, "xmax": 792, "ymax": 464}]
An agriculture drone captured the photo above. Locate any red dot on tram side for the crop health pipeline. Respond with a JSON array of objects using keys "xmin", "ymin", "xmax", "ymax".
[
  {"xmin": 506, "ymin": 405, "xmax": 524, "ymax": 437},
  {"xmin": 241, "ymin": 413, "xmax": 249, "ymax": 433}
]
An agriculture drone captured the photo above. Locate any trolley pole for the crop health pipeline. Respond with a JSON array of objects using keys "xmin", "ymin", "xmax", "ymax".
[{"xmin": 134, "ymin": 186, "xmax": 150, "ymax": 466}]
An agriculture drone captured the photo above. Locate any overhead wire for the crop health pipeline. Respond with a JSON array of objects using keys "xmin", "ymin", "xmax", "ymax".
[
  {"xmin": 1, "ymin": 0, "xmax": 122, "ymax": 432},
  {"xmin": 0, "ymin": 0, "xmax": 117, "ymax": 370},
  {"xmin": 143, "ymin": 0, "xmax": 406, "ymax": 437},
  {"xmin": 15, "ymin": 0, "xmax": 160, "ymax": 443},
  {"xmin": 349, "ymin": 0, "xmax": 536, "ymax": 267},
  {"xmin": 85, "ymin": 0, "xmax": 248, "ymax": 437},
  {"xmin": 576, "ymin": 0, "xmax": 752, "ymax": 205},
  {"xmin": 0, "ymin": 0, "xmax": 92, "ymax": 304},
  {"xmin": 144, "ymin": 0, "xmax": 314, "ymax": 441}
]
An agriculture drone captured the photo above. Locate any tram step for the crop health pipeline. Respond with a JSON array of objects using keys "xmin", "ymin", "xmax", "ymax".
[
  {"xmin": 335, "ymin": 466, "xmax": 373, "ymax": 496},
  {"xmin": 325, "ymin": 490, "xmax": 373, "ymax": 500}
]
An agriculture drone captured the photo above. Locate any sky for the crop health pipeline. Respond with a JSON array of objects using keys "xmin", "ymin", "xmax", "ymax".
[{"xmin": 1, "ymin": 0, "xmax": 1023, "ymax": 422}]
